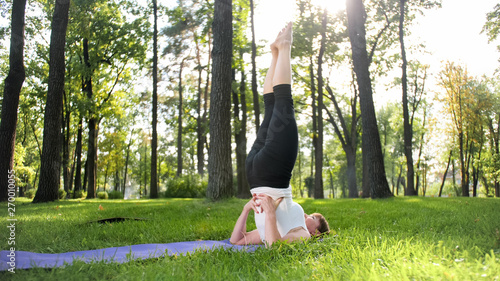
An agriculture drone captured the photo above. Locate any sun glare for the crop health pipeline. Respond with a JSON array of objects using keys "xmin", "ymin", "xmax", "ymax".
[{"xmin": 311, "ymin": 0, "xmax": 346, "ymax": 13}]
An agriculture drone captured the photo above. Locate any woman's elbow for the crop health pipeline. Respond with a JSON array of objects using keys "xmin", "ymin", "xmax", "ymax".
[{"xmin": 230, "ymin": 238, "xmax": 246, "ymax": 245}]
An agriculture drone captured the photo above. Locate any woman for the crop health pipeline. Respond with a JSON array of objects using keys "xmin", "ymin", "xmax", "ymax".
[{"xmin": 230, "ymin": 22, "xmax": 329, "ymax": 246}]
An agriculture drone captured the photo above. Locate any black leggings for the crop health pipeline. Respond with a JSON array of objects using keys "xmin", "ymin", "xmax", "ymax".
[{"xmin": 245, "ymin": 84, "xmax": 298, "ymax": 189}]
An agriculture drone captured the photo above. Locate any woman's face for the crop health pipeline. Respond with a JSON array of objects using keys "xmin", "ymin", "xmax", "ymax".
[{"xmin": 304, "ymin": 214, "xmax": 320, "ymax": 235}]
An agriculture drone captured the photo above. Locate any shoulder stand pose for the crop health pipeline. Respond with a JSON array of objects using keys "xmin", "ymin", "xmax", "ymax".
[{"xmin": 230, "ymin": 22, "xmax": 330, "ymax": 246}]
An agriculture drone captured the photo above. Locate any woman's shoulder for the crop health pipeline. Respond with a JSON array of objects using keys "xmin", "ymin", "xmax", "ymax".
[{"xmin": 283, "ymin": 226, "xmax": 311, "ymax": 242}]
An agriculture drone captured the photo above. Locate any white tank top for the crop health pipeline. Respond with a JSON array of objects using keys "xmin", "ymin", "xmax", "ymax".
[{"xmin": 251, "ymin": 186, "xmax": 307, "ymax": 242}]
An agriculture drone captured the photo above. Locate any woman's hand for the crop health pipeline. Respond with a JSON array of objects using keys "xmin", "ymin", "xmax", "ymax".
[
  {"xmin": 256, "ymin": 194, "xmax": 283, "ymax": 214},
  {"xmin": 243, "ymin": 196, "xmax": 261, "ymax": 214}
]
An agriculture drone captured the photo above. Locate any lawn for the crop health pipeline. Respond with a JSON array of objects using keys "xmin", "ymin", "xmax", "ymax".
[{"xmin": 1, "ymin": 196, "xmax": 499, "ymax": 280}]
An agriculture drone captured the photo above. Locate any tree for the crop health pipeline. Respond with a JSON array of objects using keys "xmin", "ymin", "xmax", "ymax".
[
  {"xmin": 0, "ymin": 0, "xmax": 26, "ymax": 202},
  {"xmin": 482, "ymin": 4, "xmax": 500, "ymax": 197},
  {"xmin": 485, "ymin": 79, "xmax": 500, "ymax": 196},
  {"xmin": 206, "ymin": 0, "xmax": 233, "ymax": 200},
  {"xmin": 68, "ymin": 0, "xmax": 149, "ymax": 198},
  {"xmin": 176, "ymin": 58, "xmax": 187, "ymax": 177},
  {"xmin": 407, "ymin": 62, "xmax": 430, "ymax": 195},
  {"xmin": 314, "ymin": 9, "xmax": 327, "ymax": 199},
  {"xmin": 34, "ymin": 0, "xmax": 70, "ymax": 203},
  {"xmin": 293, "ymin": 0, "xmax": 320, "ymax": 198},
  {"xmin": 162, "ymin": 7, "xmax": 190, "ymax": 178},
  {"xmin": 163, "ymin": 0, "xmax": 212, "ymax": 178},
  {"xmin": 438, "ymin": 62, "xmax": 492, "ymax": 197},
  {"xmin": 346, "ymin": 0, "xmax": 392, "ymax": 198},
  {"xmin": 324, "ymin": 79, "xmax": 360, "ymax": 198},
  {"xmin": 233, "ymin": 1, "xmax": 250, "ymax": 198},
  {"xmin": 378, "ymin": 102, "xmax": 403, "ymax": 193},
  {"xmin": 483, "ymin": 3, "xmax": 500, "ymax": 61},
  {"xmin": 293, "ymin": 1, "xmax": 335, "ymax": 198},
  {"xmin": 73, "ymin": 118, "xmax": 83, "ymax": 195},
  {"xmin": 398, "ymin": 0, "xmax": 416, "ymax": 195},
  {"xmin": 249, "ymin": 0, "xmax": 260, "ymax": 135},
  {"xmin": 150, "ymin": 0, "xmax": 159, "ymax": 198},
  {"xmin": 194, "ymin": 5, "xmax": 212, "ymax": 177},
  {"xmin": 397, "ymin": 0, "xmax": 440, "ymax": 196}
]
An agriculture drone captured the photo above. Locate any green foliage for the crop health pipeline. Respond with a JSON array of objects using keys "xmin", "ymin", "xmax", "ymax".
[
  {"xmin": 163, "ymin": 175, "xmax": 207, "ymax": 198},
  {"xmin": 483, "ymin": 4, "xmax": 500, "ymax": 43},
  {"xmin": 97, "ymin": 191, "xmax": 109, "ymax": 200},
  {"xmin": 108, "ymin": 190, "xmax": 124, "ymax": 200},
  {"xmin": 427, "ymin": 181, "xmax": 459, "ymax": 197},
  {"xmin": 73, "ymin": 190, "xmax": 87, "ymax": 199},
  {"xmin": 0, "ymin": 197, "xmax": 499, "ymax": 280},
  {"xmin": 24, "ymin": 189, "xmax": 36, "ymax": 199},
  {"xmin": 58, "ymin": 189, "xmax": 67, "ymax": 200}
]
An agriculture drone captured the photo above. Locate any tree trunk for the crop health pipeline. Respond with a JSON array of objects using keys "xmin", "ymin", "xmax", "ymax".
[
  {"xmin": 103, "ymin": 164, "xmax": 108, "ymax": 192},
  {"xmin": 452, "ymin": 159, "xmax": 459, "ymax": 196},
  {"xmin": 488, "ymin": 113, "xmax": 499, "ymax": 197},
  {"xmin": 235, "ymin": 68, "xmax": 250, "ymax": 198},
  {"xmin": 324, "ymin": 85, "xmax": 359, "ymax": 199},
  {"xmin": 472, "ymin": 139, "xmax": 482, "ymax": 197},
  {"xmin": 399, "ymin": 0, "xmax": 416, "ymax": 196},
  {"xmin": 298, "ymin": 150, "xmax": 303, "ymax": 197},
  {"xmin": 81, "ymin": 36, "xmax": 98, "ymax": 199},
  {"xmin": 34, "ymin": 0, "xmax": 70, "ymax": 203},
  {"xmin": 177, "ymin": 59, "xmax": 185, "ymax": 177},
  {"xmin": 123, "ymin": 129, "xmax": 133, "ymax": 197},
  {"xmin": 309, "ymin": 57, "xmax": 317, "ymax": 198},
  {"xmin": 73, "ymin": 118, "xmax": 83, "ymax": 195},
  {"xmin": 195, "ymin": 31, "xmax": 209, "ymax": 176},
  {"xmin": 346, "ymin": 150, "xmax": 358, "ymax": 197},
  {"xmin": 143, "ymin": 144, "xmax": 148, "ymax": 197},
  {"xmin": 150, "ymin": 0, "xmax": 159, "ymax": 198},
  {"xmin": 86, "ymin": 117, "xmax": 98, "ymax": 199},
  {"xmin": 83, "ymin": 159, "xmax": 88, "ymax": 192},
  {"xmin": 415, "ymin": 109, "xmax": 426, "ymax": 195},
  {"xmin": 438, "ymin": 150, "xmax": 452, "ymax": 197},
  {"xmin": 459, "ymin": 130, "xmax": 469, "ymax": 196},
  {"xmin": 346, "ymin": 0, "xmax": 392, "ymax": 198},
  {"xmin": 314, "ymin": 10, "xmax": 327, "ymax": 199},
  {"xmin": 396, "ymin": 164, "xmax": 402, "ymax": 196},
  {"xmin": 0, "ymin": 0, "xmax": 26, "ymax": 202},
  {"xmin": 249, "ymin": 0, "xmax": 260, "ymax": 134},
  {"xmin": 349, "ymin": 78, "xmax": 360, "ymax": 198},
  {"xmin": 114, "ymin": 170, "xmax": 120, "ymax": 191},
  {"xmin": 361, "ymin": 143, "xmax": 370, "ymax": 197},
  {"xmin": 201, "ymin": 32, "xmax": 211, "ymax": 176},
  {"xmin": 207, "ymin": 0, "xmax": 233, "ymax": 200},
  {"xmin": 62, "ymin": 90, "xmax": 71, "ymax": 196}
]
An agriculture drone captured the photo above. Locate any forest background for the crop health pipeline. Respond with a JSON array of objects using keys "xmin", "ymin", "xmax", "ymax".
[{"xmin": 0, "ymin": 0, "xmax": 499, "ymax": 202}]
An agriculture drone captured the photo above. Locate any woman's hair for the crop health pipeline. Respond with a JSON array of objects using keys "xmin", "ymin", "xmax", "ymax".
[{"xmin": 312, "ymin": 213, "xmax": 330, "ymax": 236}]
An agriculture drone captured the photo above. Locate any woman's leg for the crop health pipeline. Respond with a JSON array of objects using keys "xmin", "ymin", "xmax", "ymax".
[
  {"xmin": 273, "ymin": 22, "xmax": 292, "ymax": 87},
  {"xmin": 249, "ymin": 39, "xmax": 279, "ymax": 152},
  {"xmin": 246, "ymin": 23, "xmax": 298, "ymax": 189}
]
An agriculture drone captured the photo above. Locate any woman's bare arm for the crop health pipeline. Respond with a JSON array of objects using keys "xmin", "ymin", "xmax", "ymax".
[
  {"xmin": 258, "ymin": 194, "xmax": 310, "ymax": 246},
  {"xmin": 230, "ymin": 197, "xmax": 263, "ymax": 245},
  {"xmin": 257, "ymin": 194, "xmax": 290, "ymax": 246}
]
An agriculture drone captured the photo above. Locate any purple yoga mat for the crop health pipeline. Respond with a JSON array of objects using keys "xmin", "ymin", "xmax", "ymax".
[{"xmin": 0, "ymin": 239, "xmax": 260, "ymax": 271}]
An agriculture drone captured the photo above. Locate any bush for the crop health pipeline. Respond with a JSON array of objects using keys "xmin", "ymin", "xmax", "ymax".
[
  {"xmin": 108, "ymin": 190, "xmax": 124, "ymax": 199},
  {"xmin": 25, "ymin": 189, "xmax": 36, "ymax": 199},
  {"xmin": 97, "ymin": 191, "xmax": 109, "ymax": 200},
  {"xmin": 73, "ymin": 190, "xmax": 87, "ymax": 199},
  {"xmin": 164, "ymin": 175, "xmax": 207, "ymax": 198},
  {"xmin": 58, "ymin": 189, "xmax": 67, "ymax": 199}
]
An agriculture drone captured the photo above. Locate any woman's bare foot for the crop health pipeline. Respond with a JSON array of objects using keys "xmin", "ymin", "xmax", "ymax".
[
  {"xmin": 272, "ymin": 22, "xmax": 292, "ymax": 51},
  {"xmin": 270, "ymin": 29, "xmax": 283, "ymax": 57}
]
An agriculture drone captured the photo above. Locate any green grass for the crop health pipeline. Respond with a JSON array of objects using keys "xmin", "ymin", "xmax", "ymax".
[{"xmin": 1, "ymin": 197, "xmax": 499, "ymax": 280}]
